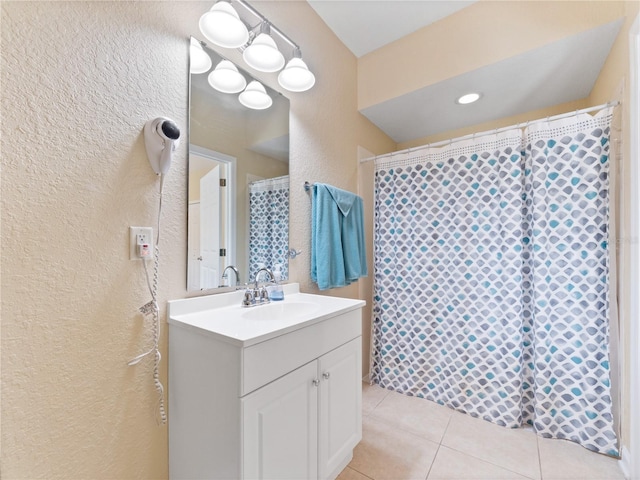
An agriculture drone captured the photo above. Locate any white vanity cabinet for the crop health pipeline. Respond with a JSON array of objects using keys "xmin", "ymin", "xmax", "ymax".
[
  {"xmin": 243, "ymin": 337, "xmax": 361, "ymax": 480},
  {"xmin": 168, "ymin": 285, "xmax": 364, "ymax": 480}
]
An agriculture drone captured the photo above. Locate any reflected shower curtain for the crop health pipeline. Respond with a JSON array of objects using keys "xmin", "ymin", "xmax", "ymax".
[
  {"xmin": 248, "ymin": 175, "xmax": 289, "ymax": 281},
  {"xmin": 371, "ymin": 109, "xmax": 617, "ymax": 455}
]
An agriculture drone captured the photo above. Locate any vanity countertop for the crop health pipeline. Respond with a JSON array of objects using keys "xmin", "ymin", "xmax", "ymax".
[{"xmin": 168, "ymin": 283, "xmax": 365, "ymax": 347}]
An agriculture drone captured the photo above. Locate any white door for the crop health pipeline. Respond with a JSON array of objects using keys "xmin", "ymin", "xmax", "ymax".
[
  {"xmin": 200, "ymin": 166, "xmax": 220, "ymax": 289},
  {"xmin": 187, "ymin": 203, "xmax": 201, "ymax": 291},
  {"xmin": 318, "ymin": 338, "xmax": 362, "ymax": 480},
  {"xmin": 242, "ymin": 361, "xmax": 319, "ymax": 480}
]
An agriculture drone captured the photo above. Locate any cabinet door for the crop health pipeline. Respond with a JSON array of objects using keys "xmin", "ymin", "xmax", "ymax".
[
  {"xmin": 318, "ymin": 337, "xmax": 362, "ymax": 480},
  {"xmin": 242, "ymin": 361, "xmax": 318, "ymax": 480}
]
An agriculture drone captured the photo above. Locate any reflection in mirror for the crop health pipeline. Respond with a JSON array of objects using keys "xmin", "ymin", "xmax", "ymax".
[{"xmin": 188, "ymin": 38, "xmax": 290, "ymax": 292}]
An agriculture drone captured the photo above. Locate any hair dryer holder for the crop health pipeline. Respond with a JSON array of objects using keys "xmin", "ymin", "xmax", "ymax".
[{"xmin": 143, "ymin": 117, "xmax": 180, "ymax": 175}]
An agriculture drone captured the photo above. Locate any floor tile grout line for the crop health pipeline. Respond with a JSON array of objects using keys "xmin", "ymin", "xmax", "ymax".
[
  {"xmin": 536, "ymin": 434, "xmax": 544, "ymax": 480},
  {"xmin": 438, "ymin": 410, "xmax": 454, "ymax": 446},
  {"xmin": 344, "ymin": 465, "xmax": 375, "ymax": 480},
  {"xmin": 363, "ymin": 382, "xmax": 392, "ymax": 414},
  {"xmin": 439, "ymin": 408, "xmax": 545, "ymax": 479},
  {"xmin": 424, "ymin": 442, "xmax": 443, "ymax": 480},
  {"xmin": 370, "ymin": 391, "xmax": 390, "ymax": 412},
  {"xmin": 440, "ymin": 444, "xmax": 540, "ymax": 480},
  {"xmin": 366, "ymin": 409, "xmax": 449, "ymax": 446},
  {"xmin": 424, "ymin": 414, "xmax": 454, "ymax": 480}
]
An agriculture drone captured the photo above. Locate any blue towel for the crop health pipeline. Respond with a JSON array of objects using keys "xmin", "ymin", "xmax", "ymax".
[{"xmin": 311, "ymin": 183, "xmax": 367, "ymax": 290}]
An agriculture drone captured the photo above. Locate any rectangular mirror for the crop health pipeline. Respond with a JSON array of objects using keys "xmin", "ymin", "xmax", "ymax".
[{"xmin": 188, "ymin": 38, "xmax": 290, "ymax": 292}]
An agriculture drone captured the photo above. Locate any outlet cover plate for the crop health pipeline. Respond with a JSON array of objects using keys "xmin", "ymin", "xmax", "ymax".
[{"xmin": 129, "ymin": 226, "xmax": 153, "ymax": 260}]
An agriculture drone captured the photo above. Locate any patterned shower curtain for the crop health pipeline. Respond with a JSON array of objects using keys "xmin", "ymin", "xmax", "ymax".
[
  {"xmin": 248, "ymin": 175, "xmax": 289, "ymax": 281},
  {"xmin": 371, "ymin": 109, "xmax": 617, "ymax": 455}
]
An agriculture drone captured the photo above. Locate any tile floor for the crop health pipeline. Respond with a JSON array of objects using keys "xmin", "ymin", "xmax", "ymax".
[{"xmin": 337, "ymin": 382, "xmax": 624, "ymax": 480}]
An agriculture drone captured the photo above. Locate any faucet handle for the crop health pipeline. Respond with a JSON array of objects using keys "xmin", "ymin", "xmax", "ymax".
[
  {"xmin": 258, "ymin": 286, "xmax": 270, "ymax": 303},
  {"xmin": 241, "ymin": 288, "xmax": 255, "ymax": 307}
]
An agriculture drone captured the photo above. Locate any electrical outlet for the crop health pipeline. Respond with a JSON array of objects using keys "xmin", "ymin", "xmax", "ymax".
[{"xmin": 129, "ymin": 226, "xmax": 153, "ymax": 260}]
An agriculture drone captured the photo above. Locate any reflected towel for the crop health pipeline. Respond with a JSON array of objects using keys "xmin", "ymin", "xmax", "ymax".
[{"xmin": 311, "ymin": 183, "xmax": 367, "ymax": 290}]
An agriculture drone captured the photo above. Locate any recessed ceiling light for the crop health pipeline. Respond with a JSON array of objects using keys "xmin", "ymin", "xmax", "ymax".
[{"xmin": 456, "ymin": 92, "xmax": 481, "ymax": 105}]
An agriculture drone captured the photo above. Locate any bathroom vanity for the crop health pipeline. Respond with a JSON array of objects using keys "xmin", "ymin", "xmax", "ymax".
[{"xmin": 167, "ymin": 284, "xmax": 365, "ymax": 480}]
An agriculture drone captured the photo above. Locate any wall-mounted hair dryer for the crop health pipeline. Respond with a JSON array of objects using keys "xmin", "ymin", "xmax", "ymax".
[{"xmin": 143, "ymin": 117, "xmax": 181, "ymax": 175}]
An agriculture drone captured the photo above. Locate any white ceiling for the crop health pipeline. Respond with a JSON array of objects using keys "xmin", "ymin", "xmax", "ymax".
[
  {"xmin": 307, "ymin": 0, "xmax": 477, "ymax": 58},
  {"xmin": 306, "ymin": 1, "xmax": 623, "ymax": 143},
  {"xmin": 362, "ymin": 19, "xmax": 623, "ymax": 143}
]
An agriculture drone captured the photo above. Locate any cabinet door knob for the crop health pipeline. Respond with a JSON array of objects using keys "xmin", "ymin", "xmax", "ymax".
[
  {"xmin": 322, "ymin": 372, "xmax": 330, "ymax": 380},
  {"xmin": 312, "ymin": 379, "xmax": 320, "ymax": 387}
]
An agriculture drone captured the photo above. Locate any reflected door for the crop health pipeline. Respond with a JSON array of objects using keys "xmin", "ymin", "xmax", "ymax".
[
  {"xmin": 200, "ymin": 166, "xmax": 220, "ymax": 289},
  {"xmin": 188, "ymin": 203, "xmax": 201, "ymax": 291}
]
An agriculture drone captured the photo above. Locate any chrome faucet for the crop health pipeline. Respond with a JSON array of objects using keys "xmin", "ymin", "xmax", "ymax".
[
  {"xmin": 241, "ymin": 267, "xmax": 276, "ymax": 307},
  {"xmin": 221, "ymin": 265, "xmax": 240, "ymax": 287},
  {"xmin": 254, "ymin": 267, "xmax": 275, "ymax": 288}
]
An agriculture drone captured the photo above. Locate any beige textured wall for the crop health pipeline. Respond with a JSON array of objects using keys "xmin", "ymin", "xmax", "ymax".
[
  {"xmin": 1, "ymin": 3, "xmax": 189, "ymax": 477},
  {"xmin": 0, "ymin": 1, "xmax": 394, "ymax": 478},
  {"xmin": 247, "ymin": 2, "xmax": 396, "ymax": 298},
  {"xmin": 357, "ymin": 147, "xmax": 376, "ymax": 378},
  {"xmin": 399, "ymin": 98, "xmax": 589, "ymax": 149},
  {"xmin": 586, "ymin": 0, "xmax": 640, "ymax": 453}
]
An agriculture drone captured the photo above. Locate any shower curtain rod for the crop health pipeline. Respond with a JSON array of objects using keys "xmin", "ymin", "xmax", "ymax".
[{"xmin": 360, "ymin": 100, "xmax": 619, "ymax": 164}]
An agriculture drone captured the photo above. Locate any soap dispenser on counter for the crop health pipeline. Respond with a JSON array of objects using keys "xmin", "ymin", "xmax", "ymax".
[{"xmin": 267, "ymin": 264, "xmax": 284, "ymax": 301}]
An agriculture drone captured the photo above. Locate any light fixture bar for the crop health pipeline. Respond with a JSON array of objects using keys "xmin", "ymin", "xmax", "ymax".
[{"xmin": 233, "ymin": 0, "xmax": 299, "ymax": 51}]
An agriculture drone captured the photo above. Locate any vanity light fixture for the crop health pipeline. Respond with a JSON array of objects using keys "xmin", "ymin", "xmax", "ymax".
[
  {"xmin": 242, "ymin": 23, "xmax": 285, "ymax": 73},
  {"xmin": 456, "ymin": 92, "xmax": 482, "ymax": 105},
  {"xmin": 278, "ymin": 48, "xmax": 316, "ymax": 92},
  {"xmin": 239, "ymin": 80, "xmax": 273, "ymax": 110},
  {"xmin": 198, "ymin": 1, "xmax": 315, "ymax": 90},
  {"xmin": 190, "ymin": 38, "xmax": 212, "ymax": 74},
  {"xmin": 199, "ymin": 1, "xmax": 249, "ymax": 49},
  {"xmin": 208, "ymin": 60, "xmax": 247, "ymax": 93}
]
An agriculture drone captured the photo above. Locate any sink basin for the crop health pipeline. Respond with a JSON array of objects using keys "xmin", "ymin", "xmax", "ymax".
[
  {"xmin": 241, "ymin": 301, "xmax": 320, "ymax": 321},
  {"xmin": 169, "ymin": 285, "xmax": 366, "ymax": 346}
]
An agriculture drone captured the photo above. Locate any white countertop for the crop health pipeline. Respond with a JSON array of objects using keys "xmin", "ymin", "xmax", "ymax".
[{"xmin": 168, "ymin": 283, "xmax": 365, "ymax": 347}]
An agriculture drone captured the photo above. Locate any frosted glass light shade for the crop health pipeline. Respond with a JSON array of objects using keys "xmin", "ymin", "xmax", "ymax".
[
  {"xmin": 190, "ymin": 38, "xmax": 212, "ymax": 74},
  {"xmin": 239, "ymin": 81, "xmax": 272, "ymax": 110},
  {"xmin": 278, "ymin": 58, "xmax": 315, "ymax": 92},
  {"xmin": 199, "ymin": 2, "xmax": 249, "ymax": 49},
  {"xmin": 242, "ymin": 33, "xmax": 285, "ymax": 72},
  {"xmin": 208, "ymin": 60, "xmax": 247, "ymax": 94}
]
